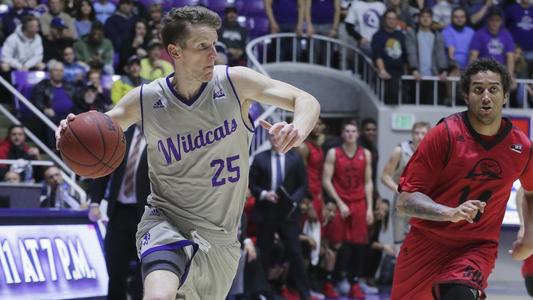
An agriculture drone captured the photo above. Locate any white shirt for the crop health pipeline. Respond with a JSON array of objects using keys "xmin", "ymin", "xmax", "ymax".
[
  {"xmin": 117, "ymin": 126, "xmax": 146, "ymax": 204},
  {"xmin": 344, "ymin": 0, "xmax": 386, "ymax": 41},
  {"xmin": 260, "ymin": 151, "xmax": 286, "ymax": 200}
]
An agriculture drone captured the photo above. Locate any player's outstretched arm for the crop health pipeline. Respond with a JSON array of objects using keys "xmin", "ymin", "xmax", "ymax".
[
  {"xmin": 397, "ymin": 191, "xmax": 485, "ymax": 223},
  {"xmin": 55, "ymin": 87, "xmax": 142, "ymax": 149},
  {"xmin": 105, "ymin": 86, "xmax": 142, "ymax": 130},
  {"xmin": 229, "ymin": 66, "xmax": 320, "ymax": 153}
]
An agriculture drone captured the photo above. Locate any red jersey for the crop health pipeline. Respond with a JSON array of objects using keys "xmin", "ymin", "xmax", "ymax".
[
  {"xmin": 399, "ymin": 112, "xmax": 533, "ymax": 244},
  {"xmin": 333, "ymin": 146, "xmax": 366, "ymax": 203},
  {"xmin": 305, "ymin": 141, "xmax": 324, "ymax": 198}
]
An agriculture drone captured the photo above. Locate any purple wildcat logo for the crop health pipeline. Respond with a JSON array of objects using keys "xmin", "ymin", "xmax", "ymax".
[{"xmin": 157, "ymin": 119, "xmax": 238, "ymax": 164}]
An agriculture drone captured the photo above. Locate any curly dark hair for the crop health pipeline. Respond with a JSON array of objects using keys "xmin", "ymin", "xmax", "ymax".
[
  {"xmin": 161, "ymin": 6, "xmax": 221, "ymax": 50},
  {"xmin": 460, "ymin": 58, "xmax": 511, "ymax": 97}
]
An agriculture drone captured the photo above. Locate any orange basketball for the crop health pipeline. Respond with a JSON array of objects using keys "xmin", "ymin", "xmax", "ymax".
[{"xmin": 59, "ymin": 111, "xmax": 126, "ymax": 178}]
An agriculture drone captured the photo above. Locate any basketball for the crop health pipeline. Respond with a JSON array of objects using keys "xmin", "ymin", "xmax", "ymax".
[{"xmin": 59, "ymin": 111, "xmax": 126, "ymax": 178}]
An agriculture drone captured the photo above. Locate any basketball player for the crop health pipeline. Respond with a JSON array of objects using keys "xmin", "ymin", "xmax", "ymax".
[
  {"xmin": 56, "ymin": 6, "xmax": 320, "ymax": 300},
  {"xmin": 392, "ymin": 58, "xmax": 533, "ymax": 300},
  {"xmin": 322, "ymin": 120, "xmax": 374, "ymax": 298},
  {"xmin": 380, "ymin": 121, "xmax": 430, "ymax": 254}
]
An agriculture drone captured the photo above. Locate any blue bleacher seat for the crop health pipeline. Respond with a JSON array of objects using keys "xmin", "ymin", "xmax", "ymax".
[
  {"xmin": 247, "ymin": 15, "xmax": 269, "ymax": 39},
  {"xmin": 11, "ymin": 70, "xmax": 48, "ymax": 119},
  {"xmin": 161, "ymin": 0, "xmax": 204, "ymax": 12},
  {"xmin": 205, "ymin": 0, "xmax": 227, "ymax": 15}
]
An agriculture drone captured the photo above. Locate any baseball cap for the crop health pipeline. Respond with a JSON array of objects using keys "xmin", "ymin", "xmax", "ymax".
[
  {"xmin": 51, "ymin": 17, "xmax": 67, "ymax": 29},
  {"xmin": 126, "ymin": 55, "xmax": 141, "ymax": 66}
]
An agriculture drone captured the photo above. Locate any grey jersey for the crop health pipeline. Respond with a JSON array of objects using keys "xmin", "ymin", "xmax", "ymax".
[
  {"xmin": 392, "ymin": 140, "xmax": 414, "ymax": 184},
  {"xmin": 140, "ymin": 65, "xmax": 254, "ymax": 237}
]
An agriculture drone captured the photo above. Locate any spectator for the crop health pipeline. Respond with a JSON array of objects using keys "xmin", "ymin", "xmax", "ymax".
[
  {"xmin": 30, "ymin": 60, "xmax": 75, "ymax": 148},
  {"xmin": 0, "ymin": 15, "xmax": 44, "ymax": 72},
  {"xmin": 74, "ymin": 21, "xmax": 114, "ymax": 74},
  {"xmin": 405, "ymin": 8, "xmax": 448, "ymax": 104},
  {"xmin": 118, "ymin": 19, "xmax": 150, "ymax": 74},
  {"xmin": 62, "ymin": 46, "xmax": 89, "ymax": 85},
  {"xmin": 104, "ymin": 0, "xmax": 136, "ymax": 51},
  {"xmin": 40, "ymin": 165, "xmax": 80, "ymax": 209},
  {"xmin": 467, "ymin": 0, "xmax": 492, "ymax": 29},
  {"xmin": 43, "ymin": 17, "xmax": 75, "ymax": 62},
  {"xmin": 442, "ymin": 7, "xmax": 475, "ymax": 72},
  {"xmin": 111, "ymin": 55, "xmax": 146, "ymax": 105},
  {"xmin": 74, "ymin": 0, "xmax": 96, "ymax": 37},
  {"xmin": 469, "ymin": 6, "xmax": 515, "ymax": 82},
  {"xmin": 94, "ymin": 0, "xmax": 116, "ymax": 24},
  {"xmin": 385, "ymin": 0, "xmax": 417, "ymax": 29},
  {"xmin": 3, "ymin": 171, "xmax": 21, "ymax": 183},
  {"xmin": 87, "ymin": 68, "xmax": 112, "ymax": 107},
  {"xmin": 27, "ymin": 0, "xmax": 48, "ymax": 17},
  {"xmin": 307, "ymin": 0, "xmax": 341, "ymax": 38},
  {"xmin": 442, "ymin": 7, "xmax": 474, "ymax": 104},
  {"xmin": 218, "ymin": 6, "xmax": 248, "ymax": 66},
  {"xmin": 264, "ymin": 0, "xmax": 306, "ymax": 61},
  {"xmin": 1, "ymin": 0, "xmax": 32, "ymax": 41},
  {"xmin": 344, "ymin": 0, "xmax": 387, "ymax": 55},
  {"xmin": 372, "ymin": 9, "xmax": 407, "ymax": 104},
  {"xmin": 39, "ymin": 0, "xmax": 77, "ymax": 39},
  {"xmin": 146, "ymin": 3, "xmax": 163, "ymax": 40},
  {"xmin": 306, "ymin": 0, "xmax": 341, "ymax": 65},
  {"xmin": 139, "ymin": 39, "xmax": 173, "ymax": 81},
  {"xmin": 505, "ymin": 0, "xmax": 533, "ymax": 76},
  {"xmin": 72, "ymin": 83, "xmax": 109, "ymax": 114},
  {"xmin": 432, "ymin": 0, "xmax": 453, "ymax": 30},
  {"xmin": 249, "ymin": 134, "xmax": 312, "ymax": 300},
  {"xmin": 0, "ymin": 125, "xmax": 40, "ymax": 181},
  {"xmin": 358, "ymin": 118, "xmax": 380, "ymax": 195}
]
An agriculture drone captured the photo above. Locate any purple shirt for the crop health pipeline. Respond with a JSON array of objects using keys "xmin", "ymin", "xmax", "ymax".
[
  {"xmin": 469, "ymin": 27, "xmax": 515, "ymax": 64},
  {"xmin": 273, "ymin": 0, "xmax": 299, "ymax": 25},
  {"xmin": 52, "ymin": 87, "xmax": 73, "ymax": 119},
  {"xmin": 442, "ymin": 25, "xmax": 475, "ymax": 70},
  {"xmin": 311, "ymin": 0, "xmax": 335, "ymax": 24},
  {"xmin": 505, "ymin": 3, "xmax": 533, "ymax": 51}
]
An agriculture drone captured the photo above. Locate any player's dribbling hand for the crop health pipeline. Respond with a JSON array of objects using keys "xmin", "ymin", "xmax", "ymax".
[
  {"xmin": 449, "ymin": 200, "xmax": 486, "ymax": 223},
  {"xmin": 260, "ymin": 120, "xmax": 304, "ymax": 154},
  {"xmin": 55, "ymin": 113, "xmax": 76, "ymax": 150},
  {"xmin": 509, "ymin": 236, "xmax": 533, "ymax": 260}
]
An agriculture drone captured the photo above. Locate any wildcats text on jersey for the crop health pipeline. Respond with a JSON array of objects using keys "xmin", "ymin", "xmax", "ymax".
[{"xmin": 157, "ymin": 118, "xmax": 238, "ymax": 165}]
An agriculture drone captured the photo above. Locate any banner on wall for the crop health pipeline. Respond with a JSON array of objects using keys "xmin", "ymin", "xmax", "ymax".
[{"xmin": 0, "ymin": 224, "xmax": 108, "ymax": 300}]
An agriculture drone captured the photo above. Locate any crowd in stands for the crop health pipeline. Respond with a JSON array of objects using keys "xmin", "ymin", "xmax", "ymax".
[{"xmin": 0, "ymin": 0, "xmax": 532, "ymax": 299}]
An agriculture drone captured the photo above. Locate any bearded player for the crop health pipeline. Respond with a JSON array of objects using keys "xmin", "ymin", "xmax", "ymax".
[{"xmin": 392, "ymin": 58, "xmax": 533, "ymax": 300}]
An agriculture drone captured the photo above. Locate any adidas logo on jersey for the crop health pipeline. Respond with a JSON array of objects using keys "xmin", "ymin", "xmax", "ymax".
[
  {"xmin": 153, "ymin": 99, "xmax": 166, "ymax": 109},
  {"xmin": 213, "ymin": 88, "xmax": 225, "ymax": 100},
  {"xmin": 510, "ymin": 144, "xmax": 523, "ymax": 154}
]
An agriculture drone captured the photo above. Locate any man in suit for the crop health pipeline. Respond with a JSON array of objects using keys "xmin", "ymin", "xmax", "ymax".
[
  {"xmin": 249, "ymin": 136, "xmax": 312, "ymax": 300},
  {"xmin": 88, "ymin": 124, "xmax": 148, "ymax": 300}
]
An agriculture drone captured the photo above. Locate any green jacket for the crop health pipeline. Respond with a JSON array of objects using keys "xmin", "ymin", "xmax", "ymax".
[{"xmin": 73, "ymin": 35, "xmax": 114, "ymax": 66}]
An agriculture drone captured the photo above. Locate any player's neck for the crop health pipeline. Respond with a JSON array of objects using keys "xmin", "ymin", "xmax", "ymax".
[
  {"xmin": 467, "ymin": 111, "xmax": 501, "ymax": 136},
  {"xmin": 342, "ymin": 143, "xmax": 357, "ymax": 153},
  {"xmin": 170, "ymin": 73, "xmax": 204, "ymax": 101}
]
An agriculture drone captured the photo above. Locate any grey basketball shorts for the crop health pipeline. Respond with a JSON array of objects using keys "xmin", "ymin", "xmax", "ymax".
[{"xmin": 136, "ymin": 206, "xmax": 241, "ymax": 299}]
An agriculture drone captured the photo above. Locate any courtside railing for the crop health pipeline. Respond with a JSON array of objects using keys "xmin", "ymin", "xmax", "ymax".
[
  {"xmin": 0, "ymin": 76, "xmax": 87, "ymax": 203},
  {"xmin": 246, "ymin": 33, "xmax": 384, "ymax": 156}
]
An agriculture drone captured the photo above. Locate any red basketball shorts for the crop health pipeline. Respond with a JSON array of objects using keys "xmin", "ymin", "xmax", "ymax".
[{"xmin": 391, "ymin": 227, "xmax": 497, "ymax": 300}]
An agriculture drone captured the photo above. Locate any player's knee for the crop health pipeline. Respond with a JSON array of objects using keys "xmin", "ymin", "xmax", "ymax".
[
  {"xmin": 143, "ymin": 290, "xmax": 175, "ymax": 300},
  {"xmin": 525, "ymin": 276, "xmax": 533, "ymax": 297},
  {"xmin": 437, "ymin": 283, "xmax": 479, "ymax": 300}
]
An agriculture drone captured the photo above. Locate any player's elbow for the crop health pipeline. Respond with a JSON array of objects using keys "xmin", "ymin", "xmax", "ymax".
[{"xmin": 396, "ymin": 192, "xmax": 410, "ymax": 215}]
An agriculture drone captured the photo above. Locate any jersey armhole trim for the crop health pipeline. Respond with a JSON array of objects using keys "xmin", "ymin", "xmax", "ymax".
[
  {"xmin": 520, "ymin": 142, "xmax": 533, "ymax": 178},
  {"xmin": 443, "ymin": 119, "xmax": 451, "ymax": 166},
  {"xmin": 225, "ymin": 66, "xmax": 255, "ymax": 133},
  {"xmin": 140, "ymin": 83, "xmax": 145, "ymax": 134}
]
